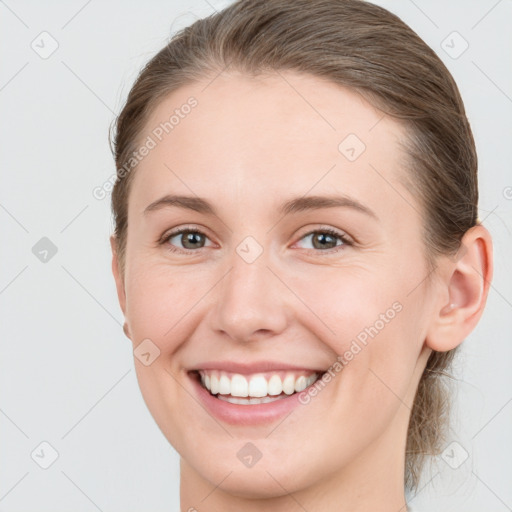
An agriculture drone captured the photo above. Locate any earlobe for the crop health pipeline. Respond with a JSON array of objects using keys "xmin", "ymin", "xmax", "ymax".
[
  {"xmin": 425, "ymin": 224, "xmax": 493, "ymax": 352},
  {"xmin": 123, "ymin": 321, "xmax": 132, "ymax": 339}
]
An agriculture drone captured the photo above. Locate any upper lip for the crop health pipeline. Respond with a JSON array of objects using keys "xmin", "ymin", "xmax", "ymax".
[{"xmin": 189, "ymin": 361, "xmax": 326, "ymax": 374}]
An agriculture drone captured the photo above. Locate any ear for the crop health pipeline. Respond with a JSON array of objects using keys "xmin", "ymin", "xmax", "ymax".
[
  {"xmin": 110, "ymin": 234, "xmax": 127, "ymax": 319},
  {"xmin": 425, "ymin": 224, "xmax": 493, "ymax": 352}
]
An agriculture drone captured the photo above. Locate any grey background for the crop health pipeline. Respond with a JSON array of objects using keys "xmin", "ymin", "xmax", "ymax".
[{"xmin": 1, "ymin": 1, "xmax": 511, "ymax": 511}]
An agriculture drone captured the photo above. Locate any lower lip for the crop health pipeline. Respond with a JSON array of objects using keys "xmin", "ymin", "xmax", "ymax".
[{"xmin": 188, "ymin": 371, "xmax": 316, "ymax": 426}]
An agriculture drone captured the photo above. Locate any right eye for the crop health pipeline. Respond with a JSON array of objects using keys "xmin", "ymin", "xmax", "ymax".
[{"xmin": 160, "ymin": 227, "xmax": 213, "ymax": 254}]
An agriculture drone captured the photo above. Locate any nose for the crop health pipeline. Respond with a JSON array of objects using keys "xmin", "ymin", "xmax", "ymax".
[{"xmin": 208, "ymin": 247, "xmax": 289, "ymax": 344}]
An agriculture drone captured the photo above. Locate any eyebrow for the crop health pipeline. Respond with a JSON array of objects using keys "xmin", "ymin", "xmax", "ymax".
[{"xmin": 143, "ymin": 194, "xmax": 378, "ymax": 220}]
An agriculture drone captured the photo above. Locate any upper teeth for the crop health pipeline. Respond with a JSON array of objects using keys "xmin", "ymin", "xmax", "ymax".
[{"xmin": 198, "ymin": 370, "xmax": 319, "ymax": 397}]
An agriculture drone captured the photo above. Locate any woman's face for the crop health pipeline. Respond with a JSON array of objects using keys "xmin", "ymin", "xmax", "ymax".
[{"xmin": 113, "ymin": 72, "xmax": 436, "ymax": 499}]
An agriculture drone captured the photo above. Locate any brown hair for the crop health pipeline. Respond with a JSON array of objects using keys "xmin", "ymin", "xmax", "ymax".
[{"xmin": 110, "ymin": 0, "xmax": 478, "ymax": 492}]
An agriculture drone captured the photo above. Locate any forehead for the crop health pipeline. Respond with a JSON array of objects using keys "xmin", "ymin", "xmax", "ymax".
[{"xmin": 129, "ymin": 71, "xmax": 410, "ymax": 220}]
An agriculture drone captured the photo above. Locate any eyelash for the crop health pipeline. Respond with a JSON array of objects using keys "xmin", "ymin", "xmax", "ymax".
[{"xmin": 159, "ymin": 226, "xmax": 353, "ymax": 256}]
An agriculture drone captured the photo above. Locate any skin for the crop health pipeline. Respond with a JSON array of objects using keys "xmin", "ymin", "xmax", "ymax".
[{"xmin": 110, "ymin": 71, "xmax": 493, "ymax": 511}]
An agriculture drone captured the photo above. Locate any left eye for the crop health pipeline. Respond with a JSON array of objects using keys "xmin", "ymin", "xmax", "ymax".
[{"xmin": 295, "ymin": 229, "xmax": 351, "ymax": 252}]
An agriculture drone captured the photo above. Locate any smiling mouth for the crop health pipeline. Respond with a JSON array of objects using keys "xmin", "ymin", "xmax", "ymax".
[{"xmin": 192, "ymin": 369, "xmax": 322, "ymax": 405}]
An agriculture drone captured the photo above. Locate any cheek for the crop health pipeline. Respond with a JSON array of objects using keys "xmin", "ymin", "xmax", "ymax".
[
  {"xmin": 124, "ymin": 261, "xmax": 215, "ymax": 371},
  {"xmin": 296, "ymin": 269, "xmax": 422, "ymax": 403},
  {"xmin": 293, "ymin": 269, "xmax": 404, "ymax": 350},
  {"xmin": 124, "ymin": 263, "xmax": 182, "ymax": 341}
]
